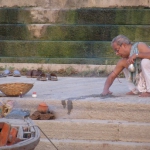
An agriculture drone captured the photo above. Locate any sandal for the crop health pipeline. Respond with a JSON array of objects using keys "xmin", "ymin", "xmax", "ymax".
[
  {"xmin": 37, "ymin": 73, "xmax": 47, "ymax": 81},
  {"xmin": 32, "ymin": 69, "xmax": 43, "ymax": 78},
  {"xmin": 48, "ymin": 73, "xmax": 58, "ymax": 81},
  {"xmin": 26, "ymin": 70, "xmax": 32, "ymax": 78}
]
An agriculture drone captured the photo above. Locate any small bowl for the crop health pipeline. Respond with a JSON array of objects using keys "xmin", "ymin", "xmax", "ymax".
[{"xmin": 128, "ymin": 64, "xmax": 135, "ymax": 72}]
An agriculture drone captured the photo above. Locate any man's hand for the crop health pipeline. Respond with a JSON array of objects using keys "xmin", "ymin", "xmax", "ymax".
[{"xmin": 127, "ymin": 54, "xmax": 136, "ymax": 64}]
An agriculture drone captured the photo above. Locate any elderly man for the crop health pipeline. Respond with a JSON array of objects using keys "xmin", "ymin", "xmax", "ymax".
[{"xmin": 101, "ymin": 35, "xmax": 150, "ymax": 97}]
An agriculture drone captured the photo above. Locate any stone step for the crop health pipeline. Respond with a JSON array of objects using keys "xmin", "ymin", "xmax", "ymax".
[
  {"xmin": 0, "ymin": 8, "xmax": 150, "ymax": 25},
  {"xmin": 35, "ymin": 138, "xmax": 150, "ymax": 150},
  {"xmin": 0, "ymin": 0, "xmax": 149, "ymax": 9},
  {"xmin": 0, "ymin": 56, "xmax": 117, "ymax": 65},
  {"xmin": 0, "ymin": 37, "xmax": 117, "ymax": 64},
  {"xmin": 1, "ymin": 76, "xmax": 150, "ymax": 149},
  {"xmin": 34, "ymin": 119, "xmax": 150, "ymax": 143},
  {"xmin": 13, "ymin": 98, "xmax": 150, "ymax": 123},
  {"xmin": 0, "ymin": 40, "xmax": 116, "ymax": 59},
  {"xmin": 1, "ymin": 24, "xmax": 150, "ymax": 41},
  {"xmin": 0, "ymin": 40, "xmax": 150, "ymax": 64}
]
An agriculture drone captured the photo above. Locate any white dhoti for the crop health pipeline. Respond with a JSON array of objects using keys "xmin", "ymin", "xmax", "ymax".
[{"xmin": 123, "ymin": 59, "xmax": 150, "ymax": 93}]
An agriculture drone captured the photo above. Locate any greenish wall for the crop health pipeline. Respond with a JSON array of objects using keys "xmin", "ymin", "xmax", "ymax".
[{"xmin": 0, "ymin": 8, "xmax": 150, "ymax": 64}]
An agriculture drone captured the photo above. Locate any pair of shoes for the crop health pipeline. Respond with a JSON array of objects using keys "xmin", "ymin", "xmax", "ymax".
[
  {"xmin": 13, "ymin": 70, "xmax": 21, "ymax": 77},
  {"xmin": 47, "ymin": 73, "xmax": 58, "ymax": 81},
  {"xmin": 37, "ymin": 73, "xmax": 47, "ymax": 81},
  {"xmin": 26, "ymin": 69, "xmax": 43, "ymax": 78}
]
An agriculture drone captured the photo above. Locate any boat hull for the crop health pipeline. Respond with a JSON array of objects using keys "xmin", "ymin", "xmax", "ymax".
[{"xmin": 0, "ymin": 118, "xmax": 40, "ymax": 150}]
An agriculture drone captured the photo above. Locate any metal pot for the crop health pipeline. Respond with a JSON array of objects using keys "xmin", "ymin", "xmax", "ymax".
[{"xmin": 128, "ymin": 64, "xmax": 135, "ymax": 72}]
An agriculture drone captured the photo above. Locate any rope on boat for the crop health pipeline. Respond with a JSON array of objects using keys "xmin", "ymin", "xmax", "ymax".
[{"xmin": 36, "ymin": 126, "xmax": 59, "ymax": 150}]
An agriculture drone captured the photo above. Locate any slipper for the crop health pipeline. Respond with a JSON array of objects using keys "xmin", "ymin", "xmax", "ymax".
[
  {"xmin": 37, "ymin": 73, "xmax": 47, "ymax": 81},
  {"xmin": 13, "ymin": 70, "xmax": 21, "ymax": 77},
  {"xmin": 37, "ymin": 76, "xmax": 47, "ymax": 81},
  {"xmin": 48, "ymin": 73, "xmax": 58, "ymax": 81},
  {"xmin": 26, "ymin": 70, "xmax": 32, "ymax": 78},
  {"xmin": 7, "ymin": 72, "xmax": 13, "ymax": 76},
  {"xmin": 32, "ymin": 69, "xmax": 43, "ymax": 78}
]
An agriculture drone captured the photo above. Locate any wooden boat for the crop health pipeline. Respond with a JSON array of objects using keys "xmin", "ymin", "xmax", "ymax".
[{"xmin": 0, "ymin": 117, "xmax": 40, "ymax": 150}]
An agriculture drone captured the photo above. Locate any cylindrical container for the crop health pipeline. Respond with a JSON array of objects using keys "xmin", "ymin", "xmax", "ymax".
[
  {"xmin": 32, "ymin": 92, "xmax": 37, "ymax": 98},
  {"xmin": 37, "ymin": 102, "xmax": 48, "ymax": 113}
]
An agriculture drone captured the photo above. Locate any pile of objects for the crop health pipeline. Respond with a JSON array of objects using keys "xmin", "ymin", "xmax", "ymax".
[
  {"xmin": 30, "ymin": 102, "xmax": 55, "ymax": 120},
  {"xmin": 0, "ymin": 100, "xmax": 14, "ymax": 118},
  {"xmin": 0, "ymin": 111, "xmax": 40, "ymax": 148},
  {"xmin": 0, "ymin": 101, "xmax": 40, "ymax": 147}
]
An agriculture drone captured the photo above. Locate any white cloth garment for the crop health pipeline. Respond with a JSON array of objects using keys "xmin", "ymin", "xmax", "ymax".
[
  {"xmin": 123, "ymin": 59, "xmax": 150, "ymax": 93},
  {"xmin": 123, "ymin": 68, "xmax": 139, "ymax": 94}
]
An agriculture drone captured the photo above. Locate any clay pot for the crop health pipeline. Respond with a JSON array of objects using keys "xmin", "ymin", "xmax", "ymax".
[{"xmin": 37, "ymin": 102, "xmax": 48, "ymax": 113}]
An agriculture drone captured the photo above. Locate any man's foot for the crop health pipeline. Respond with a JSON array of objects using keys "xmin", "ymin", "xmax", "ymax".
[
  {"xmin": 126, "ymin": 91, "xmax": 138, "ymax": 95},
  {"xmin": 100, "ymin": 91, "xmax": 112, "ymax": 96},
  {"xmin": 139, "ymin": 92, "xmax": 150, "ymax": 97},
  {"xmin": 100, "ymin": 92, "xmax": 112, "ymax": 97}
]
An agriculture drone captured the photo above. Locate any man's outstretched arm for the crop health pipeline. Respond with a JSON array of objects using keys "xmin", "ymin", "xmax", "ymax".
[
  {"xmin": 101, "ymin": 71, "xmax": 117, "ymax": 95},
  {"xmin": 101, "ymin": 58, "xmax": 128, "ymax": 96}
]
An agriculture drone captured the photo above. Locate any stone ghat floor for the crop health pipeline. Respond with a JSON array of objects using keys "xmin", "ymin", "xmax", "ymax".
[
  {"xmin": 0, "ymin": 76, "xmax": 149, "ymax": 104},
  {"xmin": 1, "ymin": 76, "xmax": 150, "ymax": 150}
]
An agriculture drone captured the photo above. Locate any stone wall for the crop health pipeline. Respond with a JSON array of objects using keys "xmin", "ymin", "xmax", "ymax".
[
  {"xmin": 0, "ymin": 0, "xmax": 149, "ymax": 66},
  {"xmin": 0, "ymin": 0, "xmax": 149, "ymax": 8}
]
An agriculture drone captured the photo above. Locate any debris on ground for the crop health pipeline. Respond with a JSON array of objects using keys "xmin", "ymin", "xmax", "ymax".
[
  {"xmin": 0, "ymin": 100, "xmax": 14, "ymax": 117},
  {"xmin": 30, "ymin": 102, "xmax": 55, "ymax": 120},
  {"xmin": 30, "ymin": 111, "xmax": 54, "ymax": 120}
]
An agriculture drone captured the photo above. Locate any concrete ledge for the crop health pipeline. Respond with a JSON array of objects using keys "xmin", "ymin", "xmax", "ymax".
[
  {"xmin": 35, "ymin": 119, "xmax": 118, "ymax": 141},
  {"xmin": 35, "ymin": 139, "xmax": 150, "ymax": 150},
  {"xmin": 34, "ymin": 119, "xmax": 150, "ymax": 142},
  {"xmin": 0, "ymin": 63, "xmax": 115, "ymax": 73}
]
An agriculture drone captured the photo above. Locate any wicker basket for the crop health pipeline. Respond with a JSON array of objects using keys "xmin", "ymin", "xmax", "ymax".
[{"xmin": 0, "ymin": 83, "xmax": 34, "ymax": 97}]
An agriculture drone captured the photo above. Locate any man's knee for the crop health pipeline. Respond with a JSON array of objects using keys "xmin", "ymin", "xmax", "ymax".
[{"xmin": 141, "ymin": 59, "xmax": 150, "ymax": 68}]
